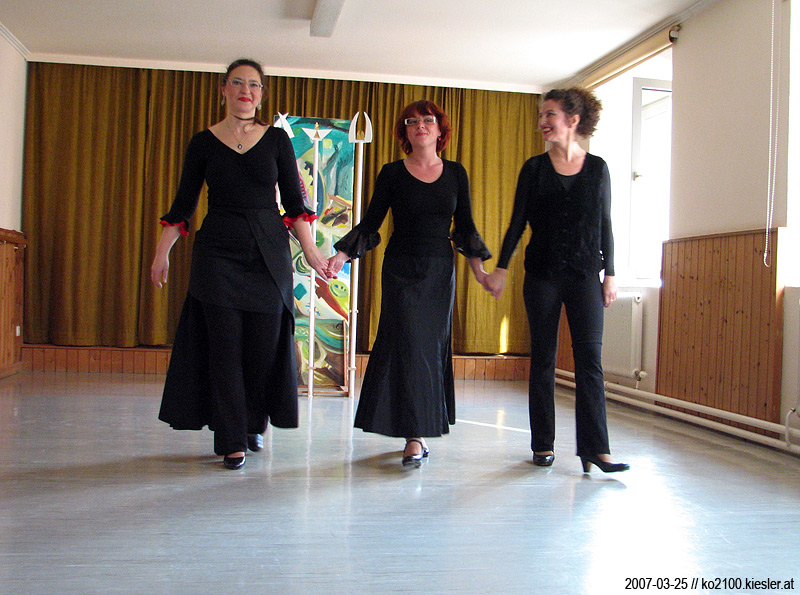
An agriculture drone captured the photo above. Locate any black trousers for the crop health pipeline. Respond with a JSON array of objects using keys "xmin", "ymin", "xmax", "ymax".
[
  {"xmin": 202, "ymin": 302, "xmax": 280, "ymax": 456},
  {"xmin": 523, "ymin": 272, "xmax": 610, "ymax": 457}
]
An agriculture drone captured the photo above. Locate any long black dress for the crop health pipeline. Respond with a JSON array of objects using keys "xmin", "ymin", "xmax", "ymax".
[
  {"xmin": 335, "ymin": 159, "xmax": 490, "ymax": 438},
  {"xmin": 157, "ymin": 126, "xmax": 312, "ymax": 442}
]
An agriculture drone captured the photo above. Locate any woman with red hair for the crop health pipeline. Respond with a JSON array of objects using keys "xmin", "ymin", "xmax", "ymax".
[{"xmin": 328, "ymin": 100, "xmax": 491, "ymax": 467}]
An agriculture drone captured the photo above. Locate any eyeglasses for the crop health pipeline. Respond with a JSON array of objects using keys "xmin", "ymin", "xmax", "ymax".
[
  {"xmin": 404, "ymin": 115, "xmax": 437, "ymax": 126},
  {"xmin": 228, "ymin": 78, "xmax": 264, "ymax": 91}
]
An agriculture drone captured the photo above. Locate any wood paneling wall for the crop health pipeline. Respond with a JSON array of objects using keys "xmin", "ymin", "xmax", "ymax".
[
  {"xmin": 0, "ymin": 229, "xmax": 25, "ymax": 379},
  {"xmin": 657, "ymin": 229, "xmax": 783, "ymax": 426},
  {"xmin": 20, "ymin": 346, "xmax": 530, "ymax": 382},
  {"xmin": 22, "ymin": 345, "xmax": 172, "ymax": 375}
]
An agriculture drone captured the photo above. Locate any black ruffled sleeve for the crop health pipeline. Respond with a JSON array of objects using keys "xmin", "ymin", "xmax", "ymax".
[
  {"xmin": 333, "ymin": 226, "xmax": 381, "ymax": 259},
  {"xmin": 450, "ymin": 161, "xmax": 491, "ymax": 261},
  {"xmin": 332, "ymin": 162, "xmax": 395, "ymax": 259},
  {"xmin": 160, "ymin": 132, "xmax": 207, "ymax": 234},
  {"xmin": 451, "ymin": 228, "xmax": 491, "ymax": 261}
]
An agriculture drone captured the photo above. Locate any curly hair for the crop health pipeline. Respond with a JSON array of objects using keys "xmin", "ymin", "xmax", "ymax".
[
  {"xmin": 394, "ymin": 100, "xmax": 452, "ymax": 155},
  {"xmin": 543, "ymin": 87, "xmax": 602, "ymax": 137}
]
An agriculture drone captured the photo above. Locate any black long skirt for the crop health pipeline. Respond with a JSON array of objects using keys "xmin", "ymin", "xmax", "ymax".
[
  {"xmin": 354, "ymin": 252, "xmax": 456, "ymax": 438},
  {"xmin": 157, "ymin": 293, "xmax": 299, "ymax": 433}
]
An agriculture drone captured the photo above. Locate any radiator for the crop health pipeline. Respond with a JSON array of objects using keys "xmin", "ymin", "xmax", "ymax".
[{"xmin": 602, "ymin": 291, "xmax": 645, "ymax": 381}]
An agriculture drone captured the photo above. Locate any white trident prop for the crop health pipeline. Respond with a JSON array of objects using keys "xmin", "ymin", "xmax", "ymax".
[
  {"xmin": 346, "ymin": 112, "xmax": 373, "ymax": 395},
  {"xmin": 301, "ymin": 122, "xmax": 331, "ymax": 397}
]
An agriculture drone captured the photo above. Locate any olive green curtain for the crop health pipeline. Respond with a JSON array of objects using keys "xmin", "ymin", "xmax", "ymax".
[
  {"xmin": 23, "ymin": 63, "xmax": 149, "ymax": 346},
  {"xmin": 23, "ymin": 62, "xmax": 541, "ymax": 353}
]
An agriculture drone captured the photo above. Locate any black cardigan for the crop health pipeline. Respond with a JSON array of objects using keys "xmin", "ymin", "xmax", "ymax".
[{"xmin": 496, "ymin": 152, "xmax": 614, "ymax": 278}]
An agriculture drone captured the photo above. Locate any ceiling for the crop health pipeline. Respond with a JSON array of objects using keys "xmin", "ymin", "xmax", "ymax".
[{"xmin": 0, "ymin": 0, "xmax": 711, "ymax": 93}]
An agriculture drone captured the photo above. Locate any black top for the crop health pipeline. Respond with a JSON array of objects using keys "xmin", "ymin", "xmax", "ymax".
[
  {"xmin": 334, "ymin": 159, "xmax": 491, "ymax": 261},
  {"xmin": 161, "ymin": 126, "xmax": 307, "ymax": 233},
  {"xmin": 496, "ymin": 152, "xmax": 614, "ymax": 277},
  {"xmin": 160, "ymin": 126, "xmax": 308, "ymax": 313}
]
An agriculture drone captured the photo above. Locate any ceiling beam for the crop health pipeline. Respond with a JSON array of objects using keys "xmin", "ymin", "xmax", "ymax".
[{"xmin": 310, "ymin": 0, "xmax": 345, "ymax": 38}]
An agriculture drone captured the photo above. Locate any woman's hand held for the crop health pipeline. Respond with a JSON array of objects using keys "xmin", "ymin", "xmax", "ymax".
[
  {"xmin": 327, "ymin": 251, "xmax": 349, "ymax": 277},
  {"xmin": 484, "ymin": 268, "xmax": 507, "ymax": 299},
  {"xmin": 306, "ymin": 247, "xmax": 330, "ymax": 281}
]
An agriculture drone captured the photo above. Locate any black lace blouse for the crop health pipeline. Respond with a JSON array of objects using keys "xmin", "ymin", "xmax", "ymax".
[{"xmin": 496, "ymin": 152, "xmax": 614, "ymax": 277}]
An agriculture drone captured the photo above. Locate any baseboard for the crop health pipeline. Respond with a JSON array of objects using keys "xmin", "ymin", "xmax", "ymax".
[
  {"xmin": 19, "ymin": 345, "xmax": 530, "ymax": 381},
  {"xmin": 0, "ymin": 361, "xmax": 25, "ymax": 380},
  {"xmin": 21, "ymin": 345, "xmax": 172, "ymax": 375}
]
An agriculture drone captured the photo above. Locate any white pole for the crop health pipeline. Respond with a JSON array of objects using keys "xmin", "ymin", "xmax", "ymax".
[{"xmin": 346, "ymin": 113, "xmax": 373, "ymax": 397}]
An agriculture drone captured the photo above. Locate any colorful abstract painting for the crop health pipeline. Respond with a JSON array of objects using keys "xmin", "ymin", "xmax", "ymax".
[{"xmin": 278, "ymin": 116, "xmax": 354, "ymax": 390}]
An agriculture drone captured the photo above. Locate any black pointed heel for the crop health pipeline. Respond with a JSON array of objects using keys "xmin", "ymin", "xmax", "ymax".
[
  {"xmin": 402, "ymin": 438, "xmax": 430, "ymax": 468},
  {"xmin": 580, "ymin": 455, "xmax": 629, "ymax": 473}
]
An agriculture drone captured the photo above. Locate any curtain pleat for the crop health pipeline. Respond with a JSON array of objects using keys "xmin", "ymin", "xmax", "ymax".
[
  {"xmin": 23, "ymin": 63, "xmax": 149, "ymax": 346},
  {"xmin": 22, "ymin": 63, "xmax": 542, "ymax": 353},
  {"xmin": 450, "ymin": 88, "xmax": 540, "ymax": 353},
  {"xmin": 138, "ymin": 69, "xmax": 223, "ymax": 344}
]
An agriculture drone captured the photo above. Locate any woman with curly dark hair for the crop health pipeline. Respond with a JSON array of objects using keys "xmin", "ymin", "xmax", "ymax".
[
  {"xmin": 327, "ymin": 100, "xmax": 491, "ymax": 468},
  {"xmin": 484, "ymin": 87, "xmax": 629, "ymax": 474}
]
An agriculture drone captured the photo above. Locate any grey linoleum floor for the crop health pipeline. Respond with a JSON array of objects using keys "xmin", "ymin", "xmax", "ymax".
[{"xmin": 0, "ymin": 372, "xmax": 799, "ymax": 595}]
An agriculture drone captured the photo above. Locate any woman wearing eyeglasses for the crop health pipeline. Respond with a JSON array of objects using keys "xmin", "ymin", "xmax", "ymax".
[
  {"xmin": 151, "ymin": 58, "xmax": 329, "ymax": 470},
  {"xmin": 327, "ymin": 100, "xmax": 491, "ymax": 467}
]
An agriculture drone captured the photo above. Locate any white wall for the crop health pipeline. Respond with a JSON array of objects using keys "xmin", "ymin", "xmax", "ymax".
[
  {"xmin": 594, "ymin": 0, "xmax": 797, "ymax": 398},
  {"xmin": 671, "ymin": 0, "xmax": 790, "ymax": 239},
  {"xmin": 671, "ymin": 0, "xmax": 799, "ymax": 421},
  {"xmin": 0, "ymin": 31, "xmax": 26, "ymax": 232}
]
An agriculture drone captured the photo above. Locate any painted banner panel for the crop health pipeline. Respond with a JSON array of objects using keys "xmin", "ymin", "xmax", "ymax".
[{"xmin": 279, "ymin": 116, "xmax": 354, "ymax": 389}]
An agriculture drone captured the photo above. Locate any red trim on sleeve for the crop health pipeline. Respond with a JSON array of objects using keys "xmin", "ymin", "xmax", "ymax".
[
  {"xmin": 282, "ymin": 212, "xmax": 319, "ymax": 229},
  {"xmin": 160, "ymin": 219, "xmax": 189, "ymax": 237}
]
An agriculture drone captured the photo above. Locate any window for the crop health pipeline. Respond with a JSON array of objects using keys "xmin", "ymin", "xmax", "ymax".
[
  {"xmin": 630, "ymin": 79, "xmax": 672, "ymax": 280},
  {"xmin": 590, "ymin": 50, "xmax": 673, "ymax": 285}
]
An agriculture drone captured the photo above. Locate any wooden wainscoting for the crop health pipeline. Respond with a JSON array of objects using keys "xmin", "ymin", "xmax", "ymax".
[
  {"xmin": 22, "ymin": 345, "xmax": 172, "ymax": 374},
  {"xmin": 657, "ymin": 229, "xmax": 783, "ymax": 430},
  {"xmin": 0, "ymin": 229, "xmax": 26, "ymax": 379},
  {"xmin": 20, "ymin": 345, "xmax": 530, "ymax": 382}
]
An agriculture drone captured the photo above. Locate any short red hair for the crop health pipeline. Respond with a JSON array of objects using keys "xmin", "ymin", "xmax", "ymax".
[{"xmin": 394, "ymin": 100, "xmax": 452, "ymax": 155}]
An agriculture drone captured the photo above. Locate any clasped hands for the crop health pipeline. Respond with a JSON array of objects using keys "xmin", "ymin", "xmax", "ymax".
[
  {"xmin": 318, "ymin": 251, "xmax": 509, "ymax": 301},
  {"xmin": 478, "ymin": 268, "xmax": 507, "ymax": 300},
  {"xmin": 324, "ymin": 251, "xmax": 349, "ymax": 279}
]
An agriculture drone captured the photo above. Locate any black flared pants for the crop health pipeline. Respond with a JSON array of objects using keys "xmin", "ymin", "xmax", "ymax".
[
  {"xmin": 523, "ymin": 272, "xmax": 610, "ymax": 457},
  {"xmin": 202, "ymin": 302, "xmax": 280, "ymax": 456}
]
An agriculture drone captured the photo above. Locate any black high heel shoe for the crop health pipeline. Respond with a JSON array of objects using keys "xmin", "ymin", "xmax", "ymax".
[
  {"xmin": 247, "ymin": 433, "xmax": 264, "ymax": 452},
  {"xmin": 580, "ymin": 455, "xmax": 629, "ymax": 473},
  {"xmin": 402, "ymin": 438, "xmax": 430, "ymax": 468},
  {"xmin": 223, "ymin": 454, "xmax": 245, "ymax": 470}
]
